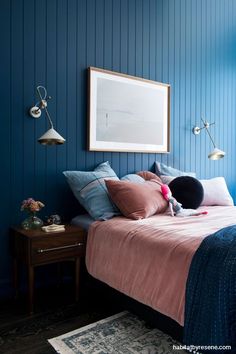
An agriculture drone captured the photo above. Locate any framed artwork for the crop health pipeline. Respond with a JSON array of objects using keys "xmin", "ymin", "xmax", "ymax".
[{"xmin": 88, "ymin": 67, "xmax": 170, "ymax": 153}]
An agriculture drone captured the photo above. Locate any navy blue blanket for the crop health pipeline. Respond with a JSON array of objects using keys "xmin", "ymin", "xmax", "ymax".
[{"xmin": 184, "ymin": 225, "xmax": 236, "ymax": 353}]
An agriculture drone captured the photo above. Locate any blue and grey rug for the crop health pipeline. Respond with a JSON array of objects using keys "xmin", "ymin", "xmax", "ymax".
[{"xmin": 48, "ymin": 311, "xmax": 185, "ymax": 353}]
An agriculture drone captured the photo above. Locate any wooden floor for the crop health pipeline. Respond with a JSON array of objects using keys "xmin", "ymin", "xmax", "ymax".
[
  {"xmin": 0, "ymin": 278, "xmax": 124, "ymax": 354},
  {"xmin": 0, "ymin": 267, "xmax": 183, "ymax": 354}
]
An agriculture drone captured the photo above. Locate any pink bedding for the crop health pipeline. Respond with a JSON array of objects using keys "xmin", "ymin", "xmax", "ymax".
[{"xmin": 86, "ymin": 206, "xmax": 236, "ymax": 326}]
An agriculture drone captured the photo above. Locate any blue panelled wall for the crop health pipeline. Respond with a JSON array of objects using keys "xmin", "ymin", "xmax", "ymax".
[{"xmin": 1, "ymin": 0, "xmax": 236, "ymax": 295}]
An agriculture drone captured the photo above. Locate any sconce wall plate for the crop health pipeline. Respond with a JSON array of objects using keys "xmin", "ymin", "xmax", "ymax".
[
  {"xmin": 192, "ymin": 126, "xmax": 200, "ymax": 135},
  {"xmin": 29, "ymin": 106, "xmax": 41, "ymax": 119}
]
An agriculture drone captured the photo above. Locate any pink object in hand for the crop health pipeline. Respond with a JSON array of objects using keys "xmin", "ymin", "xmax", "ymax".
[{"xmin": 161, "ymin": 184, "xmax": 171, "ymax": 201}]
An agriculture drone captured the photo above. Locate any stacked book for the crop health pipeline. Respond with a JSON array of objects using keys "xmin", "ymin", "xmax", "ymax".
[{"xmin": 41, "ymin": 224, "xmax": 65, "ymax": 233}]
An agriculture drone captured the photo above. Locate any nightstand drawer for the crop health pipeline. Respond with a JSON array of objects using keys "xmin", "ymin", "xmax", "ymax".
[{"xmin": 31, "ymin": 234, "xmax": 85, "ymax": 264}]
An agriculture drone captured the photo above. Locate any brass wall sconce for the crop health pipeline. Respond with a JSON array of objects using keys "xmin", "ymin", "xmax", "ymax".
[
  {"xmin": 29, "ymin": 86, "xmax": 65, "ymax": 145},
  {"xmin": 193, "ymin": 118, "xmax": 225, "ymax": 160}
]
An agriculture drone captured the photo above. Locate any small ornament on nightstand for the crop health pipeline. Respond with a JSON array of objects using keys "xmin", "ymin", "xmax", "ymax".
[
  {"xmin": 21, "ymin": 198, "xmax": 45, "ymax": 230},
  {"xmin": 46, "ymin": 214, "xmax": 61, "ymax": 225}
]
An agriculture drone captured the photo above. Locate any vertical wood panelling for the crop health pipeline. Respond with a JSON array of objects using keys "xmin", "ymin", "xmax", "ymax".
[
  {"xmin": 77, "ymin": 0, "xmax": 86, "ymax": 170},
  {"xmin": 1, "ymin": 0, "xmax": 236, "ymax": 289},
  {"xmin": 94, "ymin": 0, "xmax": 105, "ymax": 167},
  {"xmin": 86, "ymin": 0, "xmax": 96, "ymax": 170},
  {"xmin": 167, "ymin": 0, "xmax": 174, "ymax": 170},
  {"xmin": 23, "ymin": 0, "xmax": 35, "ymax": 199},
  {"xmin": 103, "ymin": 0, "xmax": 112, "ymax": 166},
  {"xmin": 190, "ymin": 0, "xmax": 196, "ymax": 173},
  {"xmin": 141, "ymin": 0, "xmax": 150, "ymax": 171},
  {"xmin": 148, "ymin": 0, "xmax": 157, "ymax": 169},
  {"xmin": 174, "ymin": 0, "xmax": 181, "ymax": 169},
  {"xmin": 111, "ymin": 0, "xmax": 121, "ymax": 174},
  {"xmin": 56, "ymin": 0, "xmax": 67, "ymax": 181},
  {"xmin": 134, "ymin": 0, "xmax": 143, "ymax": 173},
  {"xmin": 119, "ymin": 0, "xmax": 129, "ymax": 177},
  {"xmin": 10, "ymin": 0, "xmax": 24, "ymax": 223},
  {"xmin": 0, "ymin": 0, "xmax": 11, "ymax": 280},
  {"xmin": 35, "ymin": 0, "xmax": 47, "ymax": 204},
  {"xmin": 67, "ymin": 0, "xmax": 77, "ymax": 170},
  {"xmin": 185, "ymin": 0, "xmax": 191, "ymax": 174},
  {"xmin": 127, "ymin": 0, "xmax": 136, "ymax": 173},
  {"xmin": 46, "ymin": 0, "xmax": 57, "ymax": 215},
  {"xmin": 161, "ymin": 0, "xmax": 169, "ymax": 167}
]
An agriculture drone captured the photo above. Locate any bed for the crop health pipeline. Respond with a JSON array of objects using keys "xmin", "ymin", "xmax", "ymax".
[
  {"xmin": 65, "ymin": 161, "xmax": 235, "ymax": 349},
  {"xmin": 84, "ymin": 206, "xmax": 236, "ymax": 350}
]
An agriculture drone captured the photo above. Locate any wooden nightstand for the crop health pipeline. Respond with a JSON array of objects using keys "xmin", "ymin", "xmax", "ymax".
[{"xmin": 10, "ymin": 225, "xmax": 86, "ymax": 314}]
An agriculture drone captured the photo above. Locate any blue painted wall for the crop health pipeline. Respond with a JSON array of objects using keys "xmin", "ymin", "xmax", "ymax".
[{"xmin": 1, "ymin": 0, "xmax": 236, "ymax": 294}]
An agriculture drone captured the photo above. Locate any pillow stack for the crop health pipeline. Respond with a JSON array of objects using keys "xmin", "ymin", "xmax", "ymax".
[
  {"xmin": 63, "ymin": 162, "xmax": 168, "ymax": 221},
  {"xmin": 155, "ymin": 161, "xmax": 234, "ymax": 207},
  {"xmin": 63, "ymin": 160, "xmax": 234, "ymax": 223}
]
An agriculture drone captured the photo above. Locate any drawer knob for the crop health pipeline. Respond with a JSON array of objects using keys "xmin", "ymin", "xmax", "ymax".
[{"xmin": 36, "ymin": 242, "xmax": 84, "ymax": 254}]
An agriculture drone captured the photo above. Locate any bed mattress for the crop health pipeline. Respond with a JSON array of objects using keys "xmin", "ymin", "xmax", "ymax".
[
  {"xmin": 86, "ymin": 206, "xmax": 236, "ymax": 326},
  {"xmin": 71, "ymin": 214, "xmax": 95, "ymax": 231}
]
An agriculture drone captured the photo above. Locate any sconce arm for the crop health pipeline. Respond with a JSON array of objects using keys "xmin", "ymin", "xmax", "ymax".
[
  {"xmin": 205, "ymin": 125, "xmax": 216, "ymax": 148},
  {"xmin": 35, "ymin": 86, "xmax": 54, "ymax": 129},
  {"xmin": 200, "ymin": 117, "xmax": 216, "ymax": 148}
]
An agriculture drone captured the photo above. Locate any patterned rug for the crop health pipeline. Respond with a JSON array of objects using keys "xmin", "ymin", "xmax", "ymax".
[{"xmin": 48, "ymin": 311, "xmax": 185, "ymax": 353}]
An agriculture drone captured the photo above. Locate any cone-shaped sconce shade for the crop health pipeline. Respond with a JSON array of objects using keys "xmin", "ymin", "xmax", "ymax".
[
  {"xmin": 208, "ymin": 147, "xmax": 225, "ymax": 160},
  {"xmin": 38, "ymin": 128, "xmax": 66, "ymax": 145}
]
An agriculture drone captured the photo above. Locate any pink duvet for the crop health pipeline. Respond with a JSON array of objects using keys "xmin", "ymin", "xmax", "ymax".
[{"xmin": 86, "ymin": 206, "xmax": 236, "ymax": 325}]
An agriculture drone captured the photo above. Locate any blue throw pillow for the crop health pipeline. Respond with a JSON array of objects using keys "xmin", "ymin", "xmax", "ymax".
[
  {"xmin": 155, "ymin": 161, "xmax": 196, "ymax": 178},
  {"xmin": 63, "ymin": 161, "xmax": 120, "ymax": 220},
  {"xmin": 121, "ymin": 174, "xmax": 145, "ymax": 183}
]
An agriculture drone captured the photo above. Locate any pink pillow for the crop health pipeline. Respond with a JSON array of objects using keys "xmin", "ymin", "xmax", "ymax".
[{"xmin": 105, "ymin": 179, "xmax": 168, "ymax": 220}]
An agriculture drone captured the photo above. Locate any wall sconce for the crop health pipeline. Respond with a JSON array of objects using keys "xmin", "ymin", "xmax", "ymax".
[
  {"xmin": 29, "ymin": 86, "xmax": 65, "ymax": 145},
  {"xmin": 192, "ymin": 118, "xmax": 225, "ymax": 160}
]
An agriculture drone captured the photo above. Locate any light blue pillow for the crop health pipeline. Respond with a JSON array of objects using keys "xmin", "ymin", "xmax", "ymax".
[
  {"xmin": 155, "ymin": 161, "xmax": 196, "ymax": 178},
  {"xmin": 121, "ymin": 174, "xmax": 145, "ymax": 183},
  {"xmin": 63, "ymin": 161, "xmax": 120, "ymax": 220}
]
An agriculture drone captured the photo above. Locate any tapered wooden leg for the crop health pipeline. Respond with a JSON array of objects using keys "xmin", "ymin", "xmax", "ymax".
[
  {"xmin": 75, "ymin": 258, "xmax": 81, "ymax": 302},
  {"xmin": 13, "ymin": 258, "xmax": 19, "ymax": 299},
  {"xmin": 28, "ymin": 265, "xmax": 34, "ymax": 315},
  {"xmin": 57, "ymin": 263, "xmax": 63, "ymax": 288}
]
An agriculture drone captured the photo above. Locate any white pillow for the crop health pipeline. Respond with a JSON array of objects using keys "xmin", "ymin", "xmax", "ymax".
[
  {"xmin": 160, "ymin": 175, "xmax": 175, "ymax": 185},
  {"xmin": 200, "ymin": 177, "xmax": 233, "ymax": 206}
]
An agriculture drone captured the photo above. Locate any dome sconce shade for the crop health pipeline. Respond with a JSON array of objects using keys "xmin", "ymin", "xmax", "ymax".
[
  {"xmin": 192, "ymin": 118, "xmax": 225, "ymax": 160},
  {"xmin": 29, "ymin": 86, "xmax": 65, "ymax": 145}
]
